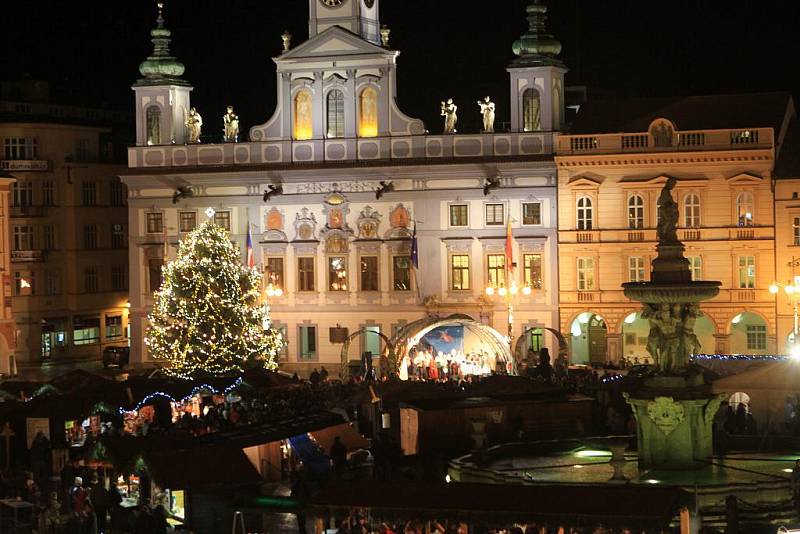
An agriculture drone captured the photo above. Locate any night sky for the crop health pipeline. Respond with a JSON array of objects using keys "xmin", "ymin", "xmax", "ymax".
[{"xmin": 2, "ymin": 0, "xmax": 800, "ymax": 138}]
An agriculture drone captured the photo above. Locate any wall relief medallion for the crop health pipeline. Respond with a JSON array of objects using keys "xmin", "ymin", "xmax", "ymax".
[
  {"xmin": 357, "ymin": 206, "xmax": 382, "ymax": 239},
  {"xmin": 646, "ymin": 396, "xmax": 685, "ymax": 436},
  {"xmin": 294, "ymin": 208, "xmax": 318, "ymax": 241}
]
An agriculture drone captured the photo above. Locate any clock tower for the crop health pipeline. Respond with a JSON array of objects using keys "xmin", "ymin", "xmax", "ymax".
[{"xmin": 309, "ymin": 0, "xmax": 380, "ymax": 45}]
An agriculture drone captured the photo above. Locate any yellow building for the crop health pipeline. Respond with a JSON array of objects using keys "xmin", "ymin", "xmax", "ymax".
[
  {"xmin": 555, "ymin": 94, "xmax": 794, "ymax": 364},
  {"xmin": 0, "ymin": 81, "xmax": 130, "ymax": 370}
]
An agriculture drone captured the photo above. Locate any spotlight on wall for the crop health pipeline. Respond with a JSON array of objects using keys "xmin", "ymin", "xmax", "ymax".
[
  {"xmin": 171, "ymin": 186, "xmax": 194, "ymax": 204},
  {"xmin": 263, "ymin": 184, "xmax": 283, "ymax": 203},
  {"xmin": 483, "ymin": 175, "xmax": 501, "ymax": 196},
  {"xmin": 375, "ymin": 180, "xmax": 394, "ymax": 200}
]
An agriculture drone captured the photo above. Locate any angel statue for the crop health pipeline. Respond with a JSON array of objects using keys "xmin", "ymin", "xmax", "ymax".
[
  {"xmin": 441, "ymin": 98, "xmax": 458, "ymax": 134},
  {"xmin": 477, "ymin": 96, "xmax": 496, "ymax": 133},
  {"xmin": 223, "ymin": 105, "xmax": 240, "ymax": 142},
  {"xmin": 185, "ymin": 107, "xmax": 203, "ymax": 144}
]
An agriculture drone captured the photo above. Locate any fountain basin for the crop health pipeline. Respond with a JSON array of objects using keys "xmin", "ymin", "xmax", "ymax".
[{"xmin": 622, "ymin": 281, "xmax": 721, "ymax": 304}]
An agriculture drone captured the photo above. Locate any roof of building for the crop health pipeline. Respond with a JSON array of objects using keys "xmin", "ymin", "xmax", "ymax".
[
  {"xmin": 775, "ymin": 117, "xmax": 800, "ymax": 178},
  {"xmin": 570, "ymin": 92, "xmax": 792, "ymax": 135}
]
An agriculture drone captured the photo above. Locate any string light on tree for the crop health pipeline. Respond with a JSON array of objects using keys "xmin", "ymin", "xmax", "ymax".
[{"xmin": 146, "ymin": 219, "xmax": 284, "ymax": 379}]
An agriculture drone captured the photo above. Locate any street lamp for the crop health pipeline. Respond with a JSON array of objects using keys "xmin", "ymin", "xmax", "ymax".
[
  {"xmin": 484, "ymin": 279, "xmax": 532, "ymax": 359},
  {"xmin": 770, "ymin": 273, "xmax": 800, "ymax": 358}
]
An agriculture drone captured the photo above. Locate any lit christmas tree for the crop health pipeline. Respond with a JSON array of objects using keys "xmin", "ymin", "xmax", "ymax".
[{"xmin": 146, "ymin": 218, "xmax": 283, "ymax": 379}]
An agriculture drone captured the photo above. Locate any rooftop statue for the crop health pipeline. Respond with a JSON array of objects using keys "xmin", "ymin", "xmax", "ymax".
[
  {"xmin": 223, "ymin": 105, "xmax": 240, "ymax": 143},
  {"xmin": 477, "ymin": 96, "xmax": 496, "ymax": 133},
  {"xmin": 281, "ymin": 30, "xmax": 292, "ymax": 53},
  {"xmin": 441, "ymin": 99, "xmax": 458, "ymax": 134},
  {"xmin": 185, "ymin": 107, "xmax": 203, "ymax": 144}
]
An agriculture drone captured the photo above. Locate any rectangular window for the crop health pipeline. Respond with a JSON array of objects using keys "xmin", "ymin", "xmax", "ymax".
[
  {"xmin": 75, "ymin": 139, "xmax": 92, "ymax": 162},
  {"xmin": 746, "ymin": 325, "xmax": 767, "ymax": 351},
  {"xmin": 628, "ymin": 256, "xmax": 645, "ymax": 282},
  {"xmin": 577, "ymin": 257, "xmax": 595, "ymax": 290},
  {"xmin": 794, "ymin": 217, "xmax": 800, "ymax": 246},
  {"xmin": 485, "ymin": 203, "xmax": 504, "ymax": 226},
  {"xmin": 111, "ymin": 265, "xmax": 127, "ymax": 291},
  {"xmin": 522, "ymin": 202, "xmax": 542, "ymax": 225},
  {"xmin": 179, "ymin": 211, "xmax": 197, "ymax": 232},
  {"xmin": 487, "ymin": 254, "xmax": 506, "ymax": 288},
  {"xmin": 299, "ymin": 325, "xmax": 317, "ymax": 359},
  {"xmin": 84, "ymin": 267, "xmax": 99, "ymax": 293},
  {"xmin": 213, "ymin": 210, "xmax": 231, "ymax": 231},
  {"xmin": 84, "ymin": 224, "xmax": 98, "ymax": 249},
  {"xmin": 106, "ymin": 315, "xmax": 123, "ymax": 339},
  {"xmin": 73, "ymin": 315, "xmax": 100, "ymax": 345},
  {"xmin": 328, "ymin": 256, "xmax": 348, "ymax": 291},
  {"xmin": 109, "ymin": 181, "xmax": 126, "ymax": 207},
  {"xmin": 42, "ymin": 181, "xmax": 54, "ymax": 206},
  {"xmin": 146, "ymin": 212, "xmax": 163, "ymax": 234},
  {"xmin": 82, "ymin": 181, "xmax": 97, "ymax": 206},
  {"xmin": 298, "ymin": 257, "xmax": 315, "ymax": 292},
  {"xmin": 12, "ymin": 181, "xmax": 33, "ymax": 207},
  {"xmin": 449, "ymin": 204, "xmax": 468, "ymax": 227},
  {"xmin": 111, "ymin": 224, "xmax": 126, "ymax": 249},
  {"xmin": 738, "ymin": 255, "xmax": 756, "ymax": 289},
  {"xmin": 13, "ymin": 225, "xmax": 34, "ymax": 250},
  {"xmin": 14, "ymin": 272, "xmax": 34, "ymax": 296},
  {"xmin": 360, "ymin": 256, "xmax": 379, "ymax": 292},
  {"xmin": 42, "ymin": 225, "xmax": 55, "ymax": 250},
  {"xmin": 148, "ymin": 258, "xmax": 163, "ymax": 292},
  {"xmin": 450, "ymin": 254, "xmax": 470, "ymax": 290},
  {"xmin": 688, "ymin": 256, "xmax": 702, "ymax": 281},
  {"xmin": 44, "ymin": 270, "xmax": 59, "ymax": 296},
  {"xmin": 264, "ymin": 257, "xmax": 285, "ymax": 290},
  {"xmin": 523, "ymin": 254, "xmax": 543, "ymax": 289},
  {"xmin": 392, "ymin": 256, "xmax": 411, "ymax": 291},
  {"xmin": 4, "ymin": 137, "xmax": 37, "ymax": 160}
]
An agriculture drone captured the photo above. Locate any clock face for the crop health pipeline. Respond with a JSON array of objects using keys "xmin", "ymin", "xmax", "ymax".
[
  {"xmin": 364, "ymin": 0, "xmax": 375, "ymax": 7},
  {"xmin": 320, "ymin": 0, "xmax": 345, "ymax": 7}
]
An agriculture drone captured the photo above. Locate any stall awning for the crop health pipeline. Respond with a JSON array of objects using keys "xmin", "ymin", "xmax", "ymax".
[
  {"xmin": 310, "ymin": 422, "xmax": 369, "ymax": 455},
  {"xmin": 145, "ymin": 445, "xmax": 262, "ymax": 489}
]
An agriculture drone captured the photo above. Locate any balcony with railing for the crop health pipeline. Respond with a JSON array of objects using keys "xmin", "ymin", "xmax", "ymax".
[
  {"xmin": 557, "ymin": 127, "xmax": 773, "ymax": 156},
  {"xmin": 11, "ymin": 250, "xmax": 45, "ymax": 263},
  {"xmin": 10, "ymin": 205, "xmax": 46, "ymax": 218}
]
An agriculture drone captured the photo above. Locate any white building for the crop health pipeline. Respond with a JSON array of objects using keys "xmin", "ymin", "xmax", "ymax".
[{"xmin": 122, "ymin": 0, "xmax": 565, "ymax": 375}]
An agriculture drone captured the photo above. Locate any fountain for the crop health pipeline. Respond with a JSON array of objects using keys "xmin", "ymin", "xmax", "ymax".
[{"xmin": 622, "ymin": 177, "xmax": 723, "ymax": 469}]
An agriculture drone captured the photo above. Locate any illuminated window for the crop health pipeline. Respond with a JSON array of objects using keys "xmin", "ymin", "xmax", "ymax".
[
  {"xmin": 451, "ymin": 254, "xmax": 470, "ymax": 290},
  {"xmin": 577, "ymin": 197, "xmax": 593, "ymax": 230},
  {"xmin": 487, "ymin": 254, "xmax": 506, "ymax": 288},
  {"xmin": 294, "ymin": 90, "xmax": 313, "ymax": 140},
  {"xmin": 522, "ymin": 88, "xmax": 541, "ymax": 131},
  {"xmin": 106, "ymin": 314, "xmax": 123, "ymax": 339},
  {"xmin": 449, "ymin": 204, "xmax": 468, "ymax": 227},
  {"xmin": 688, "ymin": 256, "xmax": 702, "ymax": 281},
  {"xmin": 328, "ymin": 256, "xmax": 348, "ymax": 291},
  {"xmin": 627, "ymin": 195, "xmax": 644, "ymax": 229},
  {"xmin": 738, "ymin": 255, "xmax": 755, "ymax": 288},
  {"xmin": 358, "ymin": 87, "xmax": 378, "ymax": 138},
  {"xmin": 577, "ymin": 257, "xmax": 595, "ymax": 290},
  {"xmin": 145, "ymin": 106, "xmax": 161, "ymax": 146},
  {"xmin": 736, "ymin": 192, "xmax": 754, "ymax": 227},
  {"xmin": 523, "ymin": 254, "xmax": 542, "ymax": 289},
  {"xmin": 360, "ymin": 256, "xmax": 379, "ymax": 291},
  {"xmin": 74, "ymin": 315, "xmax": 100, "ymax": 345},
  {"xmin": 628, "ymin": 256, "xmax": 645, "ymax": 282},
  {"xmin": 522, "ymin": 202, "xmax": 542, "ymax": 225},
  {"xmin": 684, "ymin": 194, "xmax": 701, "ymax": 228},
  {"xmin": 146, "ymin": 213, "xmax": 163, "ymax": 234},
  {"xmin": 746, "ymin": 324, "xmax": 767, "ymax": 350},
  {"xmin": 392, "ymin": 256, "xmax": 411, "ymax": 291},
  {"xmin": 326, "ymin": 90, "xmax": 345, "ymax": 138},
  {"xmin": 793, "ymin": 217, "xmax": 800, "ymax": 246},
  {"xmin": 265, "ymin": 257, "xmax": 284, "ymax": 290}
]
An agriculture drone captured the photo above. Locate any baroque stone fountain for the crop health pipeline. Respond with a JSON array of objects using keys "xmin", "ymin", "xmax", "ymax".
[{"xmin": 622, "ymin": 177, "xmax": 723, "ymax": 469}]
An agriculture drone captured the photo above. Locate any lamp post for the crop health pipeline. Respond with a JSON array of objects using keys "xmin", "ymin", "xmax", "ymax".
[
  {"xmin": 485, "ymin": 280, "xmax": 532, "ymax": 366},
  {"xmin": 262, "ymin": 283, "xmax": 283, "ymax": 330},
  {"xmin": 769, "ymin": 256, "xmax": 800, "ymax": 357}
]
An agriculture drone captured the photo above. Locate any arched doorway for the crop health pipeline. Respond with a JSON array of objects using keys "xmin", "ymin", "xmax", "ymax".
[
  {"xmin": 339, "ymin": 328, "xmax": 395, "ymax": 380},
  {"xmin": 570, "ymin": 312, "xmax": 607, "ymax": 365},
  {"xmin": 729, "ymin": 312, "xmax": 769, "ymax": 355},
  {"xmin": 514, "ymin": 327, "xmax": 568, "ymax": 365},
  {"xmin": 621, "ymin": 312, "xmax": 651, "ymax": 364},
  {"xmin": 694, "ymin": 313, "xmax": 716, "ymax": 355},
  {"xmin": 389, "ymin": 314, "xmax": 513, "ymax": 379}
]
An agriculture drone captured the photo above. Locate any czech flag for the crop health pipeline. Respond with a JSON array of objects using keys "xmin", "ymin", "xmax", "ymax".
[
  {"xmin": 246, "ymin": 223, "xmax": 255, "ymax": 269},
  {"xmin": 411, "ymin": 223, "xmax": 419, "ymax": 269},
  {"xmin": 505, "ymin": 219, "xmax": 515, "ymax": 275}
]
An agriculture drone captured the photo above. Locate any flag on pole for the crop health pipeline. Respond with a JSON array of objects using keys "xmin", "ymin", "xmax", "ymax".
[
  {"xmin": 505, "ymin": 218, "xmax": 515, "ymax": 275},
  {"xmin": 410, "ymin": 223, "xmax": 419, "ymax": 269},
  {"xmin": 246, "ymin": 222, "xmax": 255, "ymax": 269}
]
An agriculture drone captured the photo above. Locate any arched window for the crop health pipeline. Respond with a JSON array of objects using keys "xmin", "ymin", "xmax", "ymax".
[
  {"xmin": 358, "ymin": 87, "xmax": 378, "ymax": 138},
  {"xmin": 684, "ymin": 193, "xmax": 701, "ymax": 228},
  {"xmin": 627, "ymin": 195, "xmax": 644, "ymax": 229},
  {"xmin": 294, "ymin": 90, "xmax": 313, "ymax": 140},
  {"xmin": 736, "ymin": 192, "xmax": 754, "ymax": 227},
  {"xmin": 145, "ymin": 106, "xmax": 161, "ymax": 146},
  {"xmin": 522, "ymin": 88, "xmax": 541, "ymax": 132},
  {"xmin": 577, "ymin": 196, "xmax": 593, "ymax": 230},
  {"xmin": 326, "ymin": 90, "xmax": 345, "ymax": 138}
]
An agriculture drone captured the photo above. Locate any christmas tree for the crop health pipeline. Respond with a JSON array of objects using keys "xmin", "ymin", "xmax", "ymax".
[{"xmin": 146, "ymin": 219, "xmax": 283, "ymax": 379}]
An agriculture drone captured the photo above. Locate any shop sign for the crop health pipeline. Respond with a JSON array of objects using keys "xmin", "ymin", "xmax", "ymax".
[{"xmin": 0, "ymin": 160, "xmax": 49, "ymax": 171}]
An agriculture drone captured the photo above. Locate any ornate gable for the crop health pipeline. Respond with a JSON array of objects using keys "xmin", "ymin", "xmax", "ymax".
[
  {"xmin": 726, "ymin": 172, "xmax": 764, "ymax": 186},
  {"xmin": 278, "ymin": 26, "xmax": 390, "ymax": 61}
]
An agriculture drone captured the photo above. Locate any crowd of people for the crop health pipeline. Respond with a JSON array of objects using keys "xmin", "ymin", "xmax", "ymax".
[{"xmin": 399, "ymin": 347, "xmax": 507, "ymax": 381}]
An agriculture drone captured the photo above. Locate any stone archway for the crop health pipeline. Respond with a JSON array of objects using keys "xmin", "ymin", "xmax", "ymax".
[
  {"xmin": 339, "ymin": 328, "xmax": 396, "ymax": 380},
  {"xmin": 514, "ymin": 327, "xmax": 568, "ymax": 364}
]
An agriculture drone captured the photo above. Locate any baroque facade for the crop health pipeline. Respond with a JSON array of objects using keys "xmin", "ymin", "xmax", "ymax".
[{"xmin": 123, "ymin": 1, "xmax": 565, "ymax": 373}]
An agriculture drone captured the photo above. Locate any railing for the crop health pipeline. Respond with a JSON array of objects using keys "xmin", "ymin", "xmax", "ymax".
[
  {"xmin": 737, "ymin": 229, "xmax": 755, "ymax": 240},
  {"xmin": 10, "ymin": 205, "xmax": 46, "ymax": 217},
  {"xmin": 577, "ymin": 291, "xmax": 595, "ymax": 302},
  {"xmin": 577, "ymin": 232, "xmax": 594, "ymax": 243},
  {"xmin": 622, "ymin": 134, "xmax": 648, "ymax": 150},
  {"xmin": 735, "ymin": 289, "xmax": 756, "ymax": 302},
  {"xmin": 682, "ymin": 229, "xmax": 701, "ymax": 241},
  {"xmin": 627, "ymin": 231, "xmax": 644, "ymax": 242},
  {"xmin": 11, "ymin": 250, "xmax": 44, "ymax": 262},
  {"xmin": 677, "ymin": 132, "xmax": 706, "ymax": 147},
  {"xmin": 570, "ymin": 136, "xmax": 599, "ymax": 152}
]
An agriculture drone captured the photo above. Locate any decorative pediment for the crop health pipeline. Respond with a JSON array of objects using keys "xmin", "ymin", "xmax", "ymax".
[
  {"xmin": 277, "ymin": 26, "xmax": 390, "ymax": 61},
  {"xmin": 321, "ymin": 191, "xmax": 354, "ymax": 237},
  {"xmin": 293, "ymin": 208, "xmax": 318, "ymax": 241},
  {"xmin": 357, "ymin": 206, "xmax": 382, "ymax": 239},
  {"xmin": 263, "ymin": 207, "xmax": 287, "ymax": 241},
  {"xmin": 566, "ymin": 174, "xmax": 604, "ymax": 188},
  {"xmin": 385, "ymin": 203, "xmax": 411, "ymax": 238},
  {"xmin": 324, "ymin": 73, "xmax": 348, "ymax": 84},
  {"xmin": 726, "ymin": 172, "xmax": 764, "ymax": 185}
]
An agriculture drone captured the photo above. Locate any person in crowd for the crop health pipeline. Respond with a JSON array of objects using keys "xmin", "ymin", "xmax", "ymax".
[
  {"xmin": 69, "ymin": 476, "xmax": 86, "ymax": 513},
  {"xmin": 310, "ymin": 368, "xmax": 321, "ymax": 386},
  {"xmin": 41, "ymin": 491, "xmax": 62, "ymax": 533},
  {"xmin": 320, "ymin": 366, "xmax": 329, "ymax": 382},
  {"xmin": 330, "ymin": 435, "xmax": 348, "ymax": 476},
  {"xmin": 22, "ymin": 471, "xmax": 41, "ymax": 504},
  {"xmin": 88, "ymin": 472, "xmax": 109, "ymax": 533},
  {"xmin": 735, "ymin": 402, "xmax": 748, "ymax": 434}
]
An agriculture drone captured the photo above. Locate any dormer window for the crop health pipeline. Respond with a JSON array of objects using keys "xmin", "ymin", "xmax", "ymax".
[
  {"xmin": 359, "ymin": 87, "xmax": 378, "ymax": 138},
  {"xmin": 294, "ymin": 90, "xmax": 313, "ymax": 140},
  {"xmin": 326, "ymin": 90, "xmax": 345, "ymax": 138}
]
